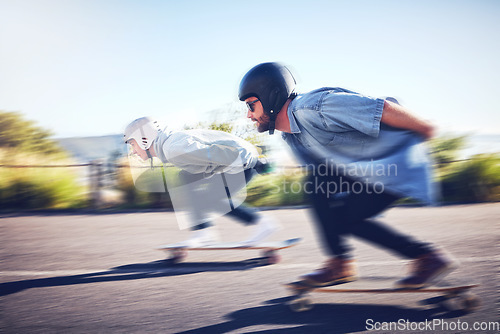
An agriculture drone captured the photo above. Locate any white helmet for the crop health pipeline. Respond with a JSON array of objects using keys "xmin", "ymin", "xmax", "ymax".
[{"xmin": 123, "ymin": 117, "xmax": 161, "ymax": 150}]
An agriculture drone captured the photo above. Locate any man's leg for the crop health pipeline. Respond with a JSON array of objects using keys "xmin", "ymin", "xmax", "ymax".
[
  {"xmin": 177, "ymin": 171, "xmax": 218, "ymax": 246},
  {"xmin": 299, "ymin": 171, "xmax": 363, "ymax": 286},
  {"xmin": 307, "ymin": 173, "xmax": 352, "ymax": 258},
  {"xmin": 180, "ymin": 169, "xmax": 256, "ymax": 229},
  {"xmin": 223, "ymin": 169, "xmax": 259, "ymax": 225},
  {"xmin": 204, "ymin": 168, "xmax": 277, "ymax": 245},
  {"xmin": 340, "ymin": 190, "xmax": 434, "ymax": 259},
  {"xmin": 308, "ymin": 167, "xmax": 432, "ymax": 258},
  {"xmin": 224, "ymin": 168, "xmax": 277, "ymax": 244},
  {"xmin": 304, "ymin": 172, "xmax": 455, "ymax": 287}
]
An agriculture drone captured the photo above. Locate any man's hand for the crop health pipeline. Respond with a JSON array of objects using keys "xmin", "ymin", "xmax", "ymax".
[
  {"xmin": 254, "ymin": 157, "xmax": 273, "ymax": 174},
  {"xmin": 419, "ymin": 122, "xmax": 436, "ymax": 140}
]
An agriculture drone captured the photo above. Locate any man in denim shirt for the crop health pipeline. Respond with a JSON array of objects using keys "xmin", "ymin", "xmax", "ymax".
[{"xmin": 238, "ymin": 62, "xmax": 456, "ymax": 288}]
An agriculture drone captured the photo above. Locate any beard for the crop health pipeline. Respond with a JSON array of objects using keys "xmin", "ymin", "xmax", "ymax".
[
  {"xmin": 254, "ymin": 114, "xmax": 271, "ymax": 133},
  {"xmin": 257, "ymin": 122, "xmax": 270, "ymax": 133}
]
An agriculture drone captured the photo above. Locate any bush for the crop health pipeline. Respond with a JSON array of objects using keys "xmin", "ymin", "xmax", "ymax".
[
  {"xmin": 0, "ymin": 167, "xmax": 86, "ymax": 210},
  {"xmin": 245, "ymin": 169, "xmax": 307, "ymax": 207},
  {"xmin": 114, "ymin": 162, "xmax": 174, "ymax": 209},
  {"xmin": 440, "ymin": 154, "xmax": 500, "ymax": 203},
  {"xmin": 0, "ymin": 111, "xmax": 86, "ymax": 210}
]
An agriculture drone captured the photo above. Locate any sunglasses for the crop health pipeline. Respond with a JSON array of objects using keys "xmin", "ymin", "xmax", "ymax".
[{"xmin": 246, "ymin": 99, "xmax": 259, "ymax": 112}]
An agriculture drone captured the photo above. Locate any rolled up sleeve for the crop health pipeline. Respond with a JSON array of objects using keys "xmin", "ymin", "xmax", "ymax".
[{"xmin": 321, "ymin": 92, "xmax": 384, "ymax": 138}]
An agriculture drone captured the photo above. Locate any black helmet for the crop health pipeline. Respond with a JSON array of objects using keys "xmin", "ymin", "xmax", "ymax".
[{"xmin": 238, "ymin": 62, "xmax": 296, "ymax": 134}]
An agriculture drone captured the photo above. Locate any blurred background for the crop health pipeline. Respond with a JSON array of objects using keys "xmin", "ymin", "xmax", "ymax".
[{"xmin": 1, "ymin": 0, "xmax": 499, "ymax": 211}]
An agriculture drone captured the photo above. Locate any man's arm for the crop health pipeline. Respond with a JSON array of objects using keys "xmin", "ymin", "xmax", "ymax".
[{"xmin": 381, "ymin": 100, "xmax": 435, "ymax": 140}]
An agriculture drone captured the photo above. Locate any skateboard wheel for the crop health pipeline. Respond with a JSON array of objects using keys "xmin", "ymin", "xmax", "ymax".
[
  {"xmin": 289, "ymin": 297, "xmax": 313, "ymax": 312},
  {"xmin": 459, "ymin": 294, "xmax": 481, "ymax": 313},
  {"xmin": 444, "ymin": 291, "xmax": 459, "ymax": 299},
  {"xmin": 439, "ymin": 294, "xmax": 462, "ymax": 311},
  {"xmin": 262, "ymin": 250, "xmax": 281, "ymax": 265},
  {"xmin": 438, "ymin": 298, "xmax": 456, "ymax": 311},
  {"xmin": 170, "ymin": 249, "xmax": 187, "ymax": 264},
  {"xmin": 439, "ymin": 293, "xmax": 480, "ymax": 313},
  {"xmin": 267, "ymin": 254, "xmax": 281, "ymax": 265}
]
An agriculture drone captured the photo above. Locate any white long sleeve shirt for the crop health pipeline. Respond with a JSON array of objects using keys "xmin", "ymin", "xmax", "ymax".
[{"xmin": 153, "ymin": 129, "xmax": 259, "ymax": 175}]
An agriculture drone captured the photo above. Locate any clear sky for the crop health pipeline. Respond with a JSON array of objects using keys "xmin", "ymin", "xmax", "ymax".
[{"xmin": 1, "ymin": 0, "xmax": 499, "ymax": 139}]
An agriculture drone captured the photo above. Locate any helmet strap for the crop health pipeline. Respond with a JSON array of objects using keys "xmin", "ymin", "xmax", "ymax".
[
  {"xmin": 146, "ymin": 149, "xmax": 153, "ymax": 169},
  {"xmin": 267, "ymin": 93, "xmax": 296, "ymax": 135},
  {"xmin": 268, "ymin": 110, "xmax": 276, "ymax": 135},
  {"xmin": 267, "ymin": 87, "xmax": 282, "ymax": 135}
]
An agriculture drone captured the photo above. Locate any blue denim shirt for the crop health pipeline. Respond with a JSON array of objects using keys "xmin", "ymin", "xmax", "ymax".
[{"xmin": 282, "ymin": 87, "xmax": 438, "ymax": 204}]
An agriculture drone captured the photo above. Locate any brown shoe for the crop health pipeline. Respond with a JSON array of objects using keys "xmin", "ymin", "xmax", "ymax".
[
  {"xmin": 396, "ymin": 250, "xmax": 458, "ymax": 289},
  {"xmin": 300, "ymin": 258, "xmax": 357, "ymax": 287}
]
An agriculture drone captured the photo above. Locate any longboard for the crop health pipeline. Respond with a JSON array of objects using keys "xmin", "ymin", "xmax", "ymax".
[
  {"xmin": 284, "ymin": 277, "xmax": 480, "ymax": 313},
  {"xmin": 158, "ymin": 237, "xmax": 301, "ymax": 264}
]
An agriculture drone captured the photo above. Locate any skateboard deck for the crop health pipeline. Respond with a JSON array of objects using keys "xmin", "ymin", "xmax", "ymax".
[
  {"xmin": 159, "ymin": 237, "xmax": 301, "ymax": 264},
  {"xmin": 284, "ymin": 277, "xmax": 479, "ymax": 312}
]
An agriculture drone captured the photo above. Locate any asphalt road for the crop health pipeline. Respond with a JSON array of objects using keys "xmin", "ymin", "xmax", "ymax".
[{"xmin": 1, "ymin": 203, "xmax": 499, "ymax": 333}]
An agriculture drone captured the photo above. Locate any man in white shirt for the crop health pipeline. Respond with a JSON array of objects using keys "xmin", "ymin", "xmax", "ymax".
[{"xmin": 124, "ymin": 117, "xmax": 277, "ymax": 247}]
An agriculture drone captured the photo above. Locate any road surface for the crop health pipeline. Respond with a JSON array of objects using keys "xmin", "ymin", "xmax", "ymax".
[{"xmin": 1, "ymin": 203, "xmax": 499, "ymax": 333}]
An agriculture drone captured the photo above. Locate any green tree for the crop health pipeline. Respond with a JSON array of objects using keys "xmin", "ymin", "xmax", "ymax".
[
  {"xmin": 184, "ymin": 120, "xmax": 264, "ymax": 147},
  {"xmin": 429, "ymin": 135, "xmax": 466, "ymax": 165},
  {"xmin": 206, "ymin": 103, "xmax": 266, "ymax": 146},
  {"xmin": 0, "ymin": 111, "xmax": 86, "ymax": 209},
  {"xmin": 0, "ymin": 110, "xmax": 64, "ymax": 155}
]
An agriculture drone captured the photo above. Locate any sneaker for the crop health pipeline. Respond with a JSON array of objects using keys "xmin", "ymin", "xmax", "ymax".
[
  {"xmin": 395, "ymin": 250, "xmax": 458, "ymax": 289},
  {"xmin": 300, "ymin": 258, "xmax": 358, "ymax": 287},
  {"xmin": 180, "ymin": 228, "xmax": 218, "ymax": 248},
  {"xmin": 241, "ymin": 216, "xmax": 278, "ymax": 246}
]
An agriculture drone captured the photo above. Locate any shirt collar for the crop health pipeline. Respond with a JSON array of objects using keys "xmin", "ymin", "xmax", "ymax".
[
  {"xmin": 153, "ymin": 130, "xmax": 172, "ymax": 163},
  {"xmin": 286, "ymin": 99, "xmax": 301, "ymax": 134}
]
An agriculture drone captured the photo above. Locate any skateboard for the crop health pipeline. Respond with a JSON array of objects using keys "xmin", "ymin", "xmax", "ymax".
[
  {"xmin": 284, "ymin": 277, "xmax": 480, "ymax": 313},
  {"xmin": 158, "ymin": 237, "xmax": 302, "ymax": 265}
]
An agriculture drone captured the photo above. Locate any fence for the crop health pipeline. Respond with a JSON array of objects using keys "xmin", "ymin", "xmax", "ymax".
[
  {"xmin": 0, "ymin": 161, "xmax": 317, "ymax": 210},
  {"xmin": 1, "ymin": 156, "xmax": 498, "ymax": 210}
]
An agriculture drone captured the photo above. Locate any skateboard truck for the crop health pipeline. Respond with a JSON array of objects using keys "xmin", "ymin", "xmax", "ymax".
[
  {"xmin": 167, "ymin": 247, "xmax": 281, "ymax": 265},
  {"xmin": 159, "ymin": 238, "xmax": 301, "ymax": 265}
]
